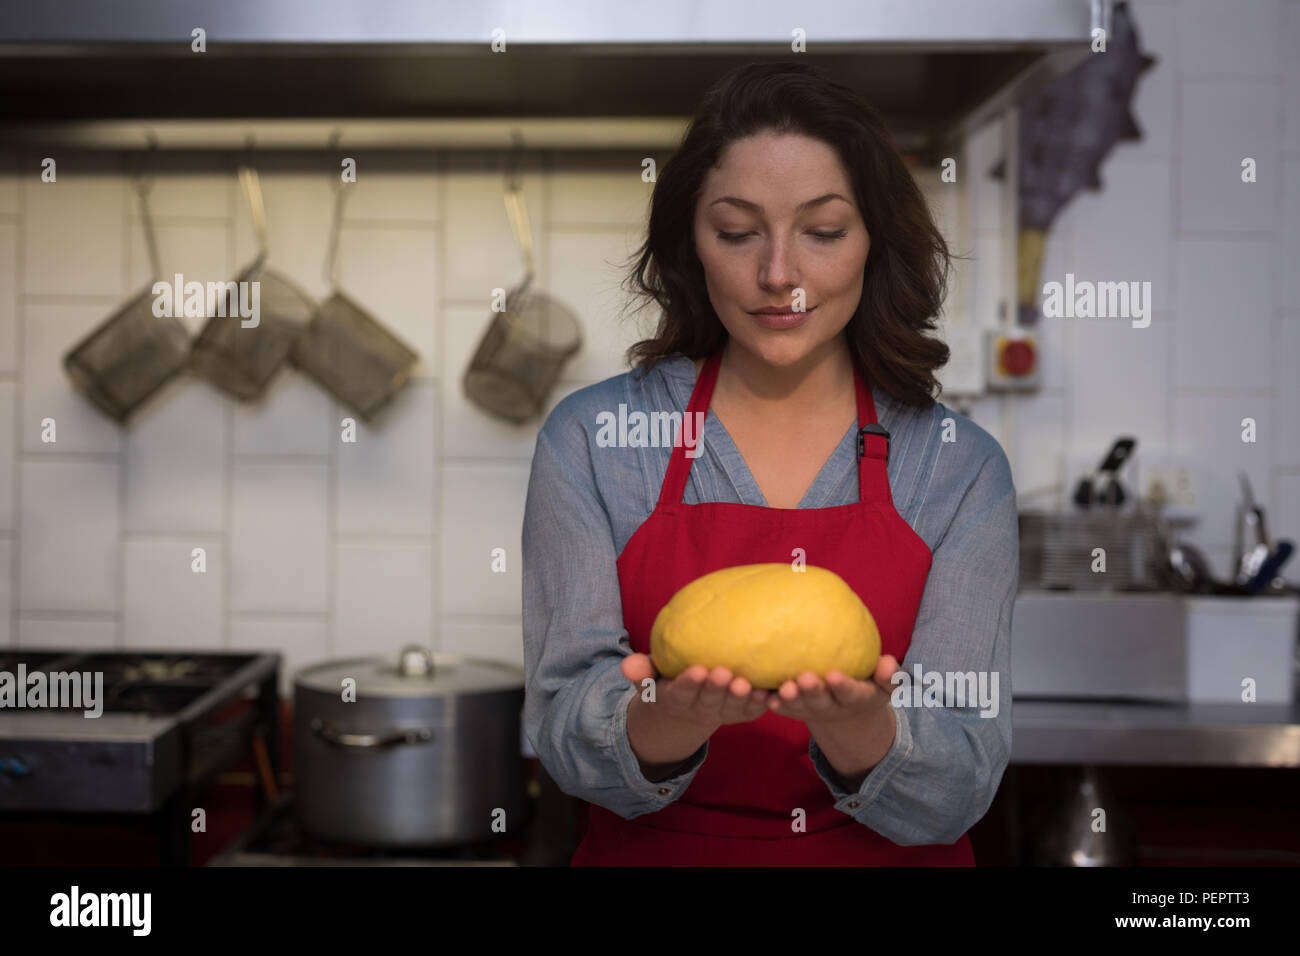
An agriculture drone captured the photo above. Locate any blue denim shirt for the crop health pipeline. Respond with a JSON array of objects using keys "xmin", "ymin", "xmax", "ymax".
[{"xmin": 521, "ymin": 351, "xmax": 1018, "ymax": 846}]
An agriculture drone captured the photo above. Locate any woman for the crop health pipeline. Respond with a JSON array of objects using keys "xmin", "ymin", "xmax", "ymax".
[{"xmin": 522, "ymin": 62, "xmax": 1018, "ymax": 866}]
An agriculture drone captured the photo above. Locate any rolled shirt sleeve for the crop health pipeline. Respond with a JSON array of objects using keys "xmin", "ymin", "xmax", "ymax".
[
  {"xmin": 522, "ymin": 397, "xmax": 707, "ymax": 819},
  {"xmin": 808, "ymin": 436, "xmax": 1018, "ymax": 845}
]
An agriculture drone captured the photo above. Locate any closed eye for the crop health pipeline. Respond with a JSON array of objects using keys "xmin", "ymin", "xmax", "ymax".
[{"xmin": 717, "ymin": 230, "xmax": 847, "ymax": 243}]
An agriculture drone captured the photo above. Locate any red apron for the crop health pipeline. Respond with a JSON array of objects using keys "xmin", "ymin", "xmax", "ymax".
[{"xmin": 572, "ymin": 345, "xmax": 975, "ymax": 866}]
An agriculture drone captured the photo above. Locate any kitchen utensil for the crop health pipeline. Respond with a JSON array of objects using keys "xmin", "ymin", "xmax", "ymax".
[
  {"xmin": 1161, "ymin": 549, "xmax": 1196, "ymax": 591},
  {"xmin": 293, "ymin": 645, "xmax": 526, "ymax": 847},
  {"xmin": 1145, "ymin": 501, "xmax": 1189, "ymax": 593},
  {"xmin": 1142, "ymin": 497, "xmax": 1195, "ymax": 593},
  {"xmin": 1247, "ymin": 539, "xmax": 1294, "ymax": 594},
  {"xmin": 462, "ymin": 135, "xmax": 582, "ymax": 424},
  {"xmin": 189, "ymin": 165, "xmax": 316, "ymax": 399},
  {"xmin": 1234, "ymin": 472, "xmax": 1272, "ymax": 586},
  {"xmin": 1166, "ymin": 537, "xmax": 1255, "ymax": 596},
  {"xmin": 1072, "ymin": 437, "xmax": 1136, "ymax": 509},
  {"xmin": 1172, "ymin": 541, "xmax": 1217, "ymax": 594},
  {"xmin": 289, "ymin": 172, "xmax": 419, "ymax": 420},
  {"xmin": 1142, "ymin": 491, "xmax": 1263, "ymax": 595},
  {"xmin": 63, "ymin": 173, "xmax": 192, "ymax": 422}
]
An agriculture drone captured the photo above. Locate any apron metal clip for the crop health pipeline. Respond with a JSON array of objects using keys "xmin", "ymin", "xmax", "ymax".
[{"xmin": 856, "ymin": 424, "xmax": 890, "ymax": 463}]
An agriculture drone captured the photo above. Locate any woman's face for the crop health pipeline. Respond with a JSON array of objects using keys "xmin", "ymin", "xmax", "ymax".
[{"xmin": 692, "ymin": 130, "xmax": 870, "ymax": 369}]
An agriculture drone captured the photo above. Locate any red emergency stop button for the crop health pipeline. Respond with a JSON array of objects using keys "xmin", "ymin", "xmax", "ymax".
[{"xmin": 999, "ymin": 339, "xmax": 1036, "ymax": 376}]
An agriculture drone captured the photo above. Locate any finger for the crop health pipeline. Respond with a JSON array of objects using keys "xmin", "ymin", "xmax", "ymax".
[
  {"xmin": 717, "ymin": 676, "xmax": 754, "ymax": 722},
  {"xmin": 744, "ymin": 687, "xmax": 771, "ymax": 718},
  {"xmin": 621, "ymin": 653, "xmax": 654, "ymax": 685},
  {"xmin": 770, "ymin": 692, "xmax": 812, "ymax": 720},
  {"xmin": 768, "ymin": 680, "xmax": 804, "ymax": 716},
  {"xmin": 792, "ymin": 671, "xmax": 835, "ymax": 714},
  {"xmin": 874, "ymin": 654, "xmax": 900, "ymax": 686},
  {"xmin": 664, "ymin": 665, "xmax": 708, "ymax": 708},
  {"xmin": 825, "ymin": 670, "xmax": 874, "ymax": 707},
  {"xmin": 694, "ymin": 667, "xmax": 733, "ymax": 715},
  {"xmin": 774, "ymin": 674, "xmax": 823, "ymax": 719}
]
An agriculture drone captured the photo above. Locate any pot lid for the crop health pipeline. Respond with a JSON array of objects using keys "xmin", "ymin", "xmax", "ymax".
[{"xmin": 294, "ymin": 645, "xmax": 523, "ymax": 697}]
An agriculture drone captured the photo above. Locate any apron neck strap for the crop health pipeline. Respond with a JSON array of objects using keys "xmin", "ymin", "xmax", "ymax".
[{"xmin": 660, "ymin": 346, "xmax": 892, "ymax": 506}]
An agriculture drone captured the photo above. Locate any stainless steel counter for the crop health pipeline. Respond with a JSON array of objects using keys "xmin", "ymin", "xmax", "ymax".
[{"xmin": 1011, "ymin": 698, "xmax": 1300, "ymax": 767}]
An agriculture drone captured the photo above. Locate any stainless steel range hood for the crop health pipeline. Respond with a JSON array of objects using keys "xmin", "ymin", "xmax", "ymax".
[{"xmin": 0, "ymin": 0, "xmax": 1109, "ymax": 156}]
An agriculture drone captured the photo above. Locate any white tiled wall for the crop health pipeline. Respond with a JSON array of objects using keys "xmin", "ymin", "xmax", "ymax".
[
  {"xmin": 947, "ymin": 0, "xmax": 1300, "ymax": 583},
  {"xmin": 0, "ymin": 146, "xmax": 657, "ymax": 693},
  {"xmin": 0, "ymin": 0, "xmax": 1295, "ymax": 686}
]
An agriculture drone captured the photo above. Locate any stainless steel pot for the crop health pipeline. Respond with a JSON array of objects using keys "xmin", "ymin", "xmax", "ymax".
[{"xmin": 293, "ymin": 645, "xmax": 526, "ymax": 847}]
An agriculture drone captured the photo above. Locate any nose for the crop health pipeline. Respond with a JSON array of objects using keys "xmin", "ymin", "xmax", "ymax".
[{"xmin": 757, "ymin": 235, "xmax": 799, "ymax": 294}]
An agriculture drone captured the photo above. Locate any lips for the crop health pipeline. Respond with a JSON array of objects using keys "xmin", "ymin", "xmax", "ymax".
[
  {"xmin": 749, "ymin": 305, "xmax": 816, "ymax": 315},
  {"xmin": 748, "ymin": 305, "xmax": 815, "ymax": 329}
]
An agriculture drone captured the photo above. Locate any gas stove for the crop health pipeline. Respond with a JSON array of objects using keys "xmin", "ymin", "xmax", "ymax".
[
  {"xmin": 0, "ymin": 649, "xmax": 264, "ymax": 715},
  {"xmin": 0, "ymin": 647, "xmax": 280, "ymax": 864}
]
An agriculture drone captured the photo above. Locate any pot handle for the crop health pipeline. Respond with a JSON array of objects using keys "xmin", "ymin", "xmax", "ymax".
[{"xmin": 310, "ymin": 718, "xmax": 434, "ymax": 749}]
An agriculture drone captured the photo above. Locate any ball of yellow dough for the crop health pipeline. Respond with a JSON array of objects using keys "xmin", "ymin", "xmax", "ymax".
[{"xmin": 649, "ymin": 563, "xmax": 880, "ymax": 689}]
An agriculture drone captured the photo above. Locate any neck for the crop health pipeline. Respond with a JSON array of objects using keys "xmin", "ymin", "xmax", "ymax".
[{"xmin": 713, "ymin": 337, "xmax": 855, "ymax": 416}]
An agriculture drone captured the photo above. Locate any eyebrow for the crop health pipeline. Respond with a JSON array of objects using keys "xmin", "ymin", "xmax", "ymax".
[{"xmin": 709, "ymin": 193, "xmax": 852, "ymax": 213}]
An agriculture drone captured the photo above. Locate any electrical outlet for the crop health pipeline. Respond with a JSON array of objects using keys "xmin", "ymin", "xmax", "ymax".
[{"xmin": 1142, "ymin": 464, "xmax": 1196, "ymax": 512}]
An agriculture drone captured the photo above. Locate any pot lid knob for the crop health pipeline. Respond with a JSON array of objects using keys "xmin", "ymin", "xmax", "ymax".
[{"xmin": 398, "ymin": 645, "xmax": 436, "ymax": 678}]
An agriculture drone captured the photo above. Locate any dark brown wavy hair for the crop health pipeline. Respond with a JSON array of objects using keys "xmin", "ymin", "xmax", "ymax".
[{"xmin": 622, "ymin": 61, "xmax": 953, "ymax": 407}]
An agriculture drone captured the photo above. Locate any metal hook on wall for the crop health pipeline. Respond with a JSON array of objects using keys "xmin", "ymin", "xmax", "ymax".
[
  {"xmin": 502, "ymin": 129, "xmax": 534, "ymax": 284},
  {"xmin": 236, "ymin": 133, "xmax": 270, "ymax": 267},
  {"xmin": 128, "ymin": 128, "xmax": 159, "ymax": 193},
  {"xmin": 324, "ymin": 128, "xmax": 350, "ymax": 290},
  {"xmin": 130, "ymin": 130, "xmax": 162, "ymax": 280},
  {"xmin": 504, "ymin": 128, "xmax": 526, "ymax": 193}
]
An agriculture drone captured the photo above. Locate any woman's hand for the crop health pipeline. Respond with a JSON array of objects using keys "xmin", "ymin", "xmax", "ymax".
[
  {"xmin": 766, "ymin": 654, "xmax": 902, "ymax": 785},
  {"xmin": 766, "ymin": 653, "xmax": 900, "ymax": 720},
  {"xmin": 621, "ymin": 653, "xmax": 771, "ymax": 782},
  {"xmin": 621, "ymin": 653, "xmax": 770, "ymax": 730}
]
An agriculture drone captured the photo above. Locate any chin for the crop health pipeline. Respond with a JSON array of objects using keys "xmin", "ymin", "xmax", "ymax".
[{"xmin": 732, "ymin": 331, "xmax": 820, "ymax": 368}]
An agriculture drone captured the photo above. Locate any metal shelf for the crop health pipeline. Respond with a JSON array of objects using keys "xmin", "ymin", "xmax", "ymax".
[
  {"xmin": 0, "ymin": 117, "xmax": 693, "ymax": 153},
  {"xmin": 1012, "ymin": 699, "xmax": 1300, "ymax": 768}
]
